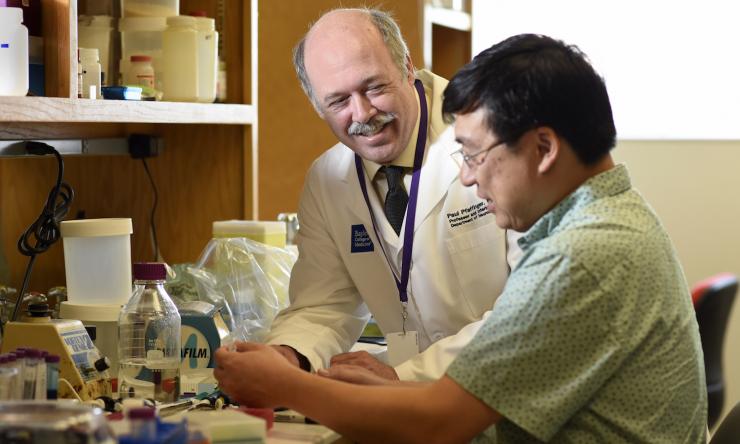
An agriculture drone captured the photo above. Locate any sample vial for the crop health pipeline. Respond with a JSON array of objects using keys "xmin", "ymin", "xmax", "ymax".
[{"xmin": 127, "ymin": 55, "xmax": 155, "ymax": 89}]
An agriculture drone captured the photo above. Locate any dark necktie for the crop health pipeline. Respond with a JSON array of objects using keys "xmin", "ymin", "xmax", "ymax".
[{"xmin": 382, "ymin": 165, "xmax": 408, "ymax": 235}]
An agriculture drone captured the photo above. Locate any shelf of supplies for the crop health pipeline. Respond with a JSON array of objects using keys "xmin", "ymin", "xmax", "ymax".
[
  {"xmin": 425, "ymin": 5, "xmax": 471, "ymax": 31},
  {"xmin": 0, "ymin": 97, "xmax": 255, "ymax": 125}
]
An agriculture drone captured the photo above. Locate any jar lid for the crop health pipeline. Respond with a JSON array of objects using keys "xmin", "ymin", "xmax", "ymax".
[
  {"xmin": 61, "ymin": 218, "xmax": 132, "ymax": 238},
  {"xmin": 128, "ymin": 407, "xmax": 156, "ymax": 420},
  {"xmin": 213, "ymin": 220, "xmax": 286, "ymax": 236},
  {"xmin": 130, "ymin": 55, "xmax": 153, "ymax": 62},
  {"xmin": 78, "ymin": 47, "xmax": 100, "ymax": 63},
  {"xmin": 0, "ymin": 7, "xmax": 23, "ymax": 24},
  {"xmin": 166, "ymin": 15, "xmax": 196, "ymax": 28},
  {"xmin": 133, "ymin": 262, "xmax": 166, "ymax": 281},
  {"xmin": 193, "ymin": 17, "xmax": 215, "ymax": 31}
]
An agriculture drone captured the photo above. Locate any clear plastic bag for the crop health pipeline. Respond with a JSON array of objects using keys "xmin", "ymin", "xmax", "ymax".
[{"xmin": 166, "ymin": 237, "xmax": 296, "ymax": 344}]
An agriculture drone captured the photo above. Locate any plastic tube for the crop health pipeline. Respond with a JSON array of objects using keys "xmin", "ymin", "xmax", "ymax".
[
  {"xmin": 22, "ymin": 349, "xmax": 40, "ymax": 400},
  {"xmin": 35, "ymin": 351, "xmax": 47, "ymax": 400},
  {"xmin": 45, "ymin": 354, "xmax": 60, "ymax": 400}
]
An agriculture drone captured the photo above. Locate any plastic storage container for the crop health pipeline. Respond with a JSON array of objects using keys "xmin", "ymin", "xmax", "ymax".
[
  {"xmin": 118, "ymin": 262, "xmax": 181, "ymax": 403},
  {"xmin": 0, "ymin": 7, "xmax": 29, "ymax": 96},
  {"xmin": 162, "ymin": 15, "xmax": 198, "ymax": 102},
  {"xmin": 193, "ymin": 15, "xmax": 218, "ymax": 103},
  {"xmin": 78, "ymin": 47, "xmax": 102, "ymax": 98},
  {"xmin": 78, "ymin": 15, "xmax": 114, "ymax": 86},
  {"xmin": 121, "ymin": 0, "xmax": 179, "ymax": 18},
  {"xmin": 119, "ymin": 17, "xmax": 167, "ymax": 91},
  {"xmin": 213, "ymin": 220, "xmax": 288, "ymax": 248},
  {"xmin": 60, "ymin": 218, "xmax": 133, "ymax": 305},
  {"xmin": 125, "ymin": 54, "xmax": 155, "ymax": 88}
]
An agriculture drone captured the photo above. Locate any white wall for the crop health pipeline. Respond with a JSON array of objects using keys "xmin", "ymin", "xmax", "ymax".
[
  {"xmin": 613, "ymin": 141, "xmax": 740, "ymax": 426},
  {"xmin": 471, "ymin": 0, "xmax": 740, "ymax": 140}
]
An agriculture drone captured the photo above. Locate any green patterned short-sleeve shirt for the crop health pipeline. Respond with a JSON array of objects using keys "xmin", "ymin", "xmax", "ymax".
[{"xmin": 447, "ymin": 164, "xmax": 707, "ymax": 443}]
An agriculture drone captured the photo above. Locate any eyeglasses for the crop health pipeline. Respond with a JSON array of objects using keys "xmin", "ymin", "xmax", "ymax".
[{"xmin": 451, "ymin": 139, "xmax": 507, "ymax": 169}]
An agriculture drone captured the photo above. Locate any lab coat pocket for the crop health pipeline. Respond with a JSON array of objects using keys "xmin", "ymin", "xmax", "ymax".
[{"xmin": 445, "ymin": 223, "xmax": 508, "ymax": 317}]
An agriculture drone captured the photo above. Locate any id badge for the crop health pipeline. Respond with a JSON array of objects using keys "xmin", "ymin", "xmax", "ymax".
[{"xmin": 386, "ymin": 330, "xmax": 419, "ymax": 366}]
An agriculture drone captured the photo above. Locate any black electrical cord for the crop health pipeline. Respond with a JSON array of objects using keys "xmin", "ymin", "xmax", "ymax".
[
  {"xmin": 141, "ymin": 158, "xmax": 160, "ymax": 261},
  {"xmin": 11, "ymin": 142, "xmax": 74, "ymax": 323}
]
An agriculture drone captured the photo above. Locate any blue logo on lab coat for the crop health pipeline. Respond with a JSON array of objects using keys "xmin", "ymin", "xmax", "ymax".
[
  {"xmin": 351, "ymin": 224, "xmax": 374, "ymax": 253},
  {"xmin": 1, "ymin": 44, "xmax": 9, "ymax": 48}
]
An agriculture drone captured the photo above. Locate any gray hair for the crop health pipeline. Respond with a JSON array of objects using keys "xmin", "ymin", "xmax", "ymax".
[{"xmin": 293, "ymin": 8, "xmax": 411, "ymax": 114}]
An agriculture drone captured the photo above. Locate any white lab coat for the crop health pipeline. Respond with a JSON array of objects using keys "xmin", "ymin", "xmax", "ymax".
[{"xmin": 265, "ymin": 71, "xmax": 512, "ymax": 380}]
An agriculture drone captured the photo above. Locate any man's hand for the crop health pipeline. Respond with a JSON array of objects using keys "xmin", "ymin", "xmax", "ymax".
[
  {"xmin": 318, "ymin": 364, "xmax": 398, "ymax": 385},
  {"xmin": 329, "ymin": 350, "xmax": 399, "ymax": 380},
  {"xmin": 214, "ymin": 341, "xmax": 301, "ymax": 408}
]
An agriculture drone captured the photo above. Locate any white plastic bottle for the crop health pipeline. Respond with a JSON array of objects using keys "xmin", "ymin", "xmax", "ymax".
[
  {"xmin": 78, "ymin": 15, "xmax": 114, "ymax": 86},
  {"xmin": 162, "ymin": 16, "xmax": 198, "ymax": 102},
  {"xmin": 126, "ymin": 55, "xmax": 155, "ymax": 89},
  {"xmin": 78, "ymin": 47, "xmax": 102, "ymax": 99},
  {"xmin": 193, "ymin": 15, "xmax": 218, "ymax": 103},
  {"xmin": 0, "ymin": 7, "xmax": 29, "ymax": 96},
  {"xmin": 118, "ymin": 262, "xmax": 181, "ymax": 403}
]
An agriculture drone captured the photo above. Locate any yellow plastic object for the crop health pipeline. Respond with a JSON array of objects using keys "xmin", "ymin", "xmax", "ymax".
[
  {"xmin": 212, "ymin": 220, "xmax": 286, "ymax": 248},
  {"xmin": 1, "ymin": 318, "xmax": 112, "ymax": 400},
  {"xmin": 185, "ymin": 408, "xmax": 266, "ymax": 443}
]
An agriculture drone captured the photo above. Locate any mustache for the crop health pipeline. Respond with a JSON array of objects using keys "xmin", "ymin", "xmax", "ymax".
[{"xmin": 347, "ymin": 113, "xmax": 396, "ymax": 137}]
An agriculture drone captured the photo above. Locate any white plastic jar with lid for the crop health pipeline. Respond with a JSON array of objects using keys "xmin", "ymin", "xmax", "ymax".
[
  {"xmin": 192, "ymin": 14, "xmax": 218, "ymax": 103},
  {"xmin": 121, "ymin": 0, "xmax": 179, "ymax": 18},
  {"xmin": 125, "ymin": 55, "xmax": 155, "ymax": 88},
  {"xmin": 0, "ymin": 7, "xmax": 29, "ymax": 96},
  {"xmin": 78, "ymin": 15, "xmax": 114, "ymax": 86},
  {"xmin": 78, "ymin": 47, "xmax": 102, "ymax": 99},
  {"xmin": 161, "ymin": 15, "xmax": 198, "ymax": 102}
]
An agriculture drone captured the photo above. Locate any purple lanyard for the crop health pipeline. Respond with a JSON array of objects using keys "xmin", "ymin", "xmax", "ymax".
[{"xmin": 354, "ymin": 79, "xmax": 428, "ymax": 304}]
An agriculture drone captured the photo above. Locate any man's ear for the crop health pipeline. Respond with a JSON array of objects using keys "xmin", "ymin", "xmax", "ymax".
[
  {"xmin": 405, "ymin": 55, "xmax": 415, "ymax": 84},
  {"xmin": 535, "ymin": 127, "xmax": 559, "ymax": 174}
]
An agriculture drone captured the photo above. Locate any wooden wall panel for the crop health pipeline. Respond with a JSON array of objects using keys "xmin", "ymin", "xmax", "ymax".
[
  {"xmin": 0, "ymin": 123, "xmax": 244, "ymax": 293},
  {"xmin": 431, "ymin": 24, "xmax": 471, "ymax": 81},
  {"xmin": 42, "ymin": 0, "xmax": 74, "ymax": 98},
  {"xmin": 257, "ymin": 0, "xmax": 423, "ymax": 220}
]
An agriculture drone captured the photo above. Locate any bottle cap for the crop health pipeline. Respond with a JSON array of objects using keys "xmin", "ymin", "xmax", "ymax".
[
  {"xmin": 130, "ymin": 55, "xmax": 152, "ymax": 63},
  {"xmin": 45, "ymin": 354, "xmax": 60, "ymax": 363},
  {"xmin": 128, "ymin": 407, "xmax": 156, "ymax": 420},
  {"xmin": 94, "ymin": 356, "xmax": 110, "ymax": 372},
  {"xmin": 133, "ymin": 262, "xmax": 167, "ymax": 281},
  {"xmin": 26, "ymin": 349, "xmax": 42, "ymax": 358}
]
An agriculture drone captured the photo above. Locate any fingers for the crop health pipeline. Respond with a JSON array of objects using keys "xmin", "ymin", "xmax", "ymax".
[
  {"xmin": 330, "ymin": 350, "xmax": 372, "ymax": 366},
  {"xmin": 318, "ymin": 365, "xmax": 391, "ymax": 386},
  {"xmin": 234, "ymin": 341, "xmax": 263, "ymax": 352}
]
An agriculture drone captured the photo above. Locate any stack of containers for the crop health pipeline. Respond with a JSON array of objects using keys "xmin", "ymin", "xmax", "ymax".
[
  {"xmin": 78, "ymin": 15, "xmax": 115, "ymax": 86},
  {"xmin": 117, "ymin": 0, "xmax": 218, "ymax": 102},
  {"xmin": 119, "ymin": 16, "xmax": 167, "ymax": 91}
]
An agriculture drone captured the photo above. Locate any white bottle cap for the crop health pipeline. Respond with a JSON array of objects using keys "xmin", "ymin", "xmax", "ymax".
[
  {"xmin": 166, "ymin": 16, "xmax": 196, "ymax": 28},
  {"xmin": 0, "ymin": 7, "xmax": 23, "ymax": 24},
  {"xmin": 78, "ymin": 47, "xmax": 100, "ymax": 63}
]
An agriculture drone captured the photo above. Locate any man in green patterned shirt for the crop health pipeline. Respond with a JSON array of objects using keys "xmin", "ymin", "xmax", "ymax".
[{"xmin": 214, "ymin": 34, "xmax": 707, "ymax": 443}]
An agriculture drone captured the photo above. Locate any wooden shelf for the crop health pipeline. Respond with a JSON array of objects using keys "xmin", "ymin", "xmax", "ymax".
[
  {"xmin": 425, "ymin": 5, "xmax": 471, "ymax": 31},
  {"xmin": 0, "ymin": 97, "xmax": 254, "ymax": 125}
]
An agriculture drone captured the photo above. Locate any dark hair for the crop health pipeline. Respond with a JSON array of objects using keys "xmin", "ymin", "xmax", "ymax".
[{"xmin": 442, "ymin": 34, "xmax": 616, "ymax": 165}]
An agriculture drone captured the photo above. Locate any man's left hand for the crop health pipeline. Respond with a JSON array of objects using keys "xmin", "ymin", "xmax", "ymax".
[{"xmin": 329, "ymin": 350, "xmax": 400, "ymax": 380}]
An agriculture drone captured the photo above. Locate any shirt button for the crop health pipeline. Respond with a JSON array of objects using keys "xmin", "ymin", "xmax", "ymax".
[{"xmin": 432, "ymin": 332, "xmax": 445, "ymax": 342}]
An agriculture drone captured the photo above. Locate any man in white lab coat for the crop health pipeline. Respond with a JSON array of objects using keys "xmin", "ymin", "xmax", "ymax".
[{"xmin": 264, "ymin": 8, "xmax": 516, "ymax": 381}]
